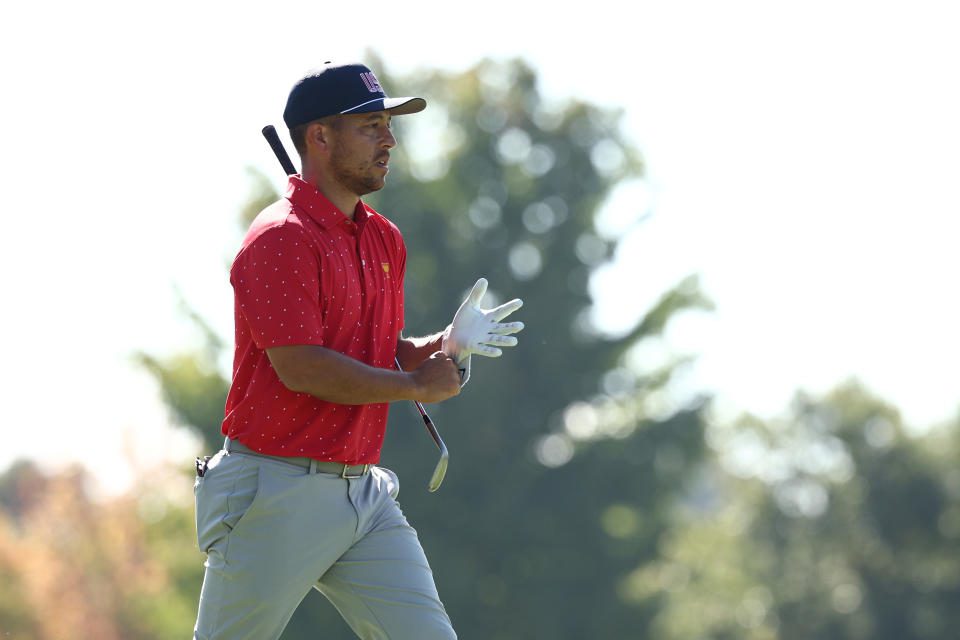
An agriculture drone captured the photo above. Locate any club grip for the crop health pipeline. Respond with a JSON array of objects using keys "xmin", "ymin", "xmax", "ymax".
[{"xmin": 261, "ymin": 125, "xmax": 297, "ymax": 176}]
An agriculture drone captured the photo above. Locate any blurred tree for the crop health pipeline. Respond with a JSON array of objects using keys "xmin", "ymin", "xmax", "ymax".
[
  {"xmin": 363, "ymin": 57, "xmax": 711, "ymax": 640},
  {"xmin": 648, "ymin": 381, "xmax": 960, "ymax": 640},
  {"xmin": 139, "ymin": 57, "xmax": 712, "ymax": 638},
  {"xmin": 134, "ymin": 167, "xmax": 280, "ymax": 453},
  {"xmin": 3, "ymin": 59, "xmax": 954, "ymax": 640},
  {"xmin": 0, "ymin": 462, "xmax": 202, "ymax": 639},
  {"xmin": 0, "ymin": 460, "xmax": 45, "ymax": 638}
]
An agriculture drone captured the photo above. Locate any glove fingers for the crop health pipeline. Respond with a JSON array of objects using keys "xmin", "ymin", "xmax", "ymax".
[
  {"xmin": 474, "ymin": 344, "xmax": 503, "ymax": 358},
  {"xmin": 490, "ymin": 298, "xmax": 523, "ymax": 321},
  {"xmin": 467, "ymin": 278, "xmax": 488, "ymax": 306},
  {"xmin": 490, "ymin": 321, "xmax": 525, "ymax": 335},
  {"xmin": 483, "ymin": 335, "xmax": 518, "ymax": 347}
]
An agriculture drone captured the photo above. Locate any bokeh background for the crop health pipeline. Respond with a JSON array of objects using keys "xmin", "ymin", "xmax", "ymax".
[{"xmin": 2, "ymin": 1, "xmax": 959, "ymax": 638}]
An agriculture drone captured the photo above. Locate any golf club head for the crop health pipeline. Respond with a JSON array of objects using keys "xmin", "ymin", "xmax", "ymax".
[{"xmin": 428, "ymin": 446, "xmax": 449, "ymax": 492}]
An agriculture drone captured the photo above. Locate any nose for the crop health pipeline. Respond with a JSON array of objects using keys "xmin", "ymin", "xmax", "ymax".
[{"xmin": 382, "ymin": 127, "xmax": 397, "ymax": 149}]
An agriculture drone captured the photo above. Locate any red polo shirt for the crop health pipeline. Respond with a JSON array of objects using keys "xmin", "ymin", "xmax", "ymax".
[{"xmin": 221, "ymin": 176, "xmax": 406, "ymax": 464}]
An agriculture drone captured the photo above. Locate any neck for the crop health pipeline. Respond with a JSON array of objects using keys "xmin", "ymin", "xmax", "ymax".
[{"xmin": 301, "ymin": 163, "xmax": 360, "ymax": 220}]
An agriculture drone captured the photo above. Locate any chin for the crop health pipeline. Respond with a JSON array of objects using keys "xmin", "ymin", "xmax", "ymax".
[{"xmin": 345, "ymin": 177, "xmax": 385, "ymax": 197}]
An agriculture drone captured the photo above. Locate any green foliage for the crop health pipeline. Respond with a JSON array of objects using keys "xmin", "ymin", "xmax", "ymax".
[
  {"xmin": 133, "ymin": 58, "xmax": 713, "ymax": 638},
  {"xmin": 659, "ymin": 382, "xmax": 960, "ymax": 640},
  {"xmin": 136, "ymin": 351, "xmax": 229, "ymax": 452},
  {"xmin": 340, "ymin": 58, "xmax": 711, "ymax": 638},
  {"xmin": 117, "ymin": 58, "xmax": 959, "ymax": 640}
]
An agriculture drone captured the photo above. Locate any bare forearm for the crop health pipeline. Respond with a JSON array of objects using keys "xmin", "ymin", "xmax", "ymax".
[
  {"xmin": 267, "ymin": 345, "xmax": 417, "ymax": 404},
  {"xmin": 396, "ymin": 330, "xmax": 445, "ymax": 371}
]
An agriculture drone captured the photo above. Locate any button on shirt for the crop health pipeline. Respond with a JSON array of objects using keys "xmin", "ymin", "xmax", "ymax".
[{"xmin": 221, "ymin": 176, "xmax": 406, "ymax": 464}]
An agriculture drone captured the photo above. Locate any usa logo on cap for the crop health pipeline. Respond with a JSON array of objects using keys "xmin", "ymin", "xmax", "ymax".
[
  {"xmin": 360, "ymin": 72, "xmax": 383, "ymax": 93},
  {"xmin": 283, "ymin": 63, "xmax": 426, "ymax": 128}
]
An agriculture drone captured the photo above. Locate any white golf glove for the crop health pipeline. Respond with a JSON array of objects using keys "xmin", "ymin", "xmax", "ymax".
[{"xmin": 442, "ymin": 278, "xmax": 525, "ymax": 387}]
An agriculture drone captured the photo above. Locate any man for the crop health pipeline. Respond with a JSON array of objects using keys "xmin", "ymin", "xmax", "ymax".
[{"xmin": 192, "ymin": 62, "xmax": 524, "ymax": 640}]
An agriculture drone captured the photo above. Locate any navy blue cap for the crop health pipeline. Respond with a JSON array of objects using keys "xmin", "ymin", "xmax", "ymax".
[{"xmin": 283, "ymin": 62, "xmax": 426, "ymax": 128}]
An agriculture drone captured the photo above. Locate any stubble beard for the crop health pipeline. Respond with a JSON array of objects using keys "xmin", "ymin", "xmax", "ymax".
[{"xmin": 331, "ymin": 140, "xmax": 385, "ymax": 197}]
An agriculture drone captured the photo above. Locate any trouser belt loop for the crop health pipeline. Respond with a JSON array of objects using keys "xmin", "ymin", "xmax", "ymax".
[{"xmin": 309, "ymin": 459, "xmax": 319, "ymax": 475}]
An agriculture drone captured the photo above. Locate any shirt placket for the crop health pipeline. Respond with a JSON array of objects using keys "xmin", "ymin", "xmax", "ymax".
[{"xmin": 339, "ymin": 219, "xmax": 362, "ymax": 303}]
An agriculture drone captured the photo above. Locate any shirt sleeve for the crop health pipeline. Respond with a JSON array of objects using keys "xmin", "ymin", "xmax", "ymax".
[{"xmin": 230, "ymin": 223, "xmax": 326, "ymax": 349}]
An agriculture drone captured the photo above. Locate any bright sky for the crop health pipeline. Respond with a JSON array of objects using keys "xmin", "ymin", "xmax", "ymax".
[{"xmin": 2, "ymin": 0, "xmax": 958, "ymax": 489}]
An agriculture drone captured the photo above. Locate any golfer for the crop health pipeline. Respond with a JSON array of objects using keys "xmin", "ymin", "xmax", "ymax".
[{"xmin": 192, "ymin": 62, "xmax": 524, "ymax": 639}]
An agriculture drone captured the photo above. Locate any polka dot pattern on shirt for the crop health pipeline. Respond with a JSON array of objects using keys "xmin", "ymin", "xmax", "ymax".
[{"xmin": 221, "ymin": 176, "xmax": 406, "ymax": 464}]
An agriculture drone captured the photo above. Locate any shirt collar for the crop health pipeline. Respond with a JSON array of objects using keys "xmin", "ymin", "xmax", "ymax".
[{"xmin": 285, "ymin": 175, "xmax": 369, "ymax": 230}]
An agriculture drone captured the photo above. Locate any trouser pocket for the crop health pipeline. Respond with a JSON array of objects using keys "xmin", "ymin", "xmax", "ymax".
[{"xmin": 194, "ymin": 453, "xmax": 263, "ymax": 554}]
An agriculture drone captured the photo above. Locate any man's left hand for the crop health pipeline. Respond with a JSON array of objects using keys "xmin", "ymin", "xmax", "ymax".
[{"xmin": 442, "ymin": 278, "xmax": 524, "ymax": 385}]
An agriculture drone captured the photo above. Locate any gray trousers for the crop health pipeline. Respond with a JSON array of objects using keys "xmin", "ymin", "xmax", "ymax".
[{"xmin": 193, "ymin": 448, "xmax": 456, "ymax": 639}]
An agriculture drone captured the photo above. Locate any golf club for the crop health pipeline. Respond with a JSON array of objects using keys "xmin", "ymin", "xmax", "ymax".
[
  {"xmin": 394, "ymin": 358, "xmax": 449, "ymax": 493},
  {"xmin": 260, "ymin": 124, "xmax": 450, "ymax": 492}
]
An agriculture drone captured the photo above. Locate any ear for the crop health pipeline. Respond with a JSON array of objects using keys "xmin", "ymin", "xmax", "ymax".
[{"xmin": 306, "ymin": 121, "xmax": 332, "ymax": 154}]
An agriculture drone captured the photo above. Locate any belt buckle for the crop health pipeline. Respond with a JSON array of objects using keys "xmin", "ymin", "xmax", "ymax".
[{"xmin": 341, "ymin": 464, "xmax": 369, "ymax": 479}]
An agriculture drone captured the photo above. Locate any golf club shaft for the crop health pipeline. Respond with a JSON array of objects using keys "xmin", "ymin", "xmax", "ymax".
[{"xmin": 394, "ymin": 357, "xmax": 446, "ymax": 452}]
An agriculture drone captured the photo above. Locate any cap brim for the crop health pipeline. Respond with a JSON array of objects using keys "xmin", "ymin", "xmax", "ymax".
[{"xmin": 340, "ymin": 97, "xmax": 426, "ymax": 116}]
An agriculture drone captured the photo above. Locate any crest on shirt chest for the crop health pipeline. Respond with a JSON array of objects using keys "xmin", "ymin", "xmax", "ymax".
[
  {"xmin": 381, "ymin": 262, "xmax": 390, "ymax": 277},
  {"xmin": 359, "ymin": 258, "xmax": 391, "ymax": 277}
]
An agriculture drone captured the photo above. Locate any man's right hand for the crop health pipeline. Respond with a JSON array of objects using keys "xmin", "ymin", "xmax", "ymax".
[{"xmin": 409, "ymin": 352, "xmax": 462, "ymax": 403}]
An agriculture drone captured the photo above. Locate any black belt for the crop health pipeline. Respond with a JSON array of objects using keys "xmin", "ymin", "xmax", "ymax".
[{"xmin": 224, "ymin": 437, "xmax": 371, "ymax": 478}]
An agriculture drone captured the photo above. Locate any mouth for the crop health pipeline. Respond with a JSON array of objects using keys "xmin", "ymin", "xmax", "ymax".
[{"xmin": 375, "ymin": 155, "xmax": 390, "ymax": 171}]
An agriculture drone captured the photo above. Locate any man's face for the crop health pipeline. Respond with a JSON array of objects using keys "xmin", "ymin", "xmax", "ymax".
[{"xmin": 326, "ymin": 111, "xmax": 396, "ymax": 196}]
